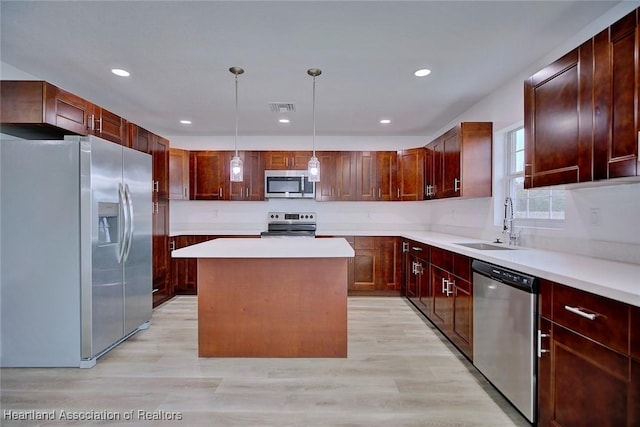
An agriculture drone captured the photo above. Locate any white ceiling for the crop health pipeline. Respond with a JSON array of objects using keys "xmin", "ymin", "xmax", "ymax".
[{"xmin": 0, "ymin": 1, "xmax": 621, "ymax": 139}]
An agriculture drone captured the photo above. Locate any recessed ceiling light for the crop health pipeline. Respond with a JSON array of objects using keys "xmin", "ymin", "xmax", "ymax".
[
  {"xmin": 279, "ymin": 119, "xmax": 290, "ymax": 124},
  {"xmin": 179, "ymin": 120, "xmax": 192, "ymax": 125},
  {"xmin": 111, "ymin": 68, "xmax": 130, "ymax": 77},
  {"xmin": 379, "ymin": 119, "xmax": 391, "ymax": 124},
  {"xmin": 414, "ymin": 68, "xmax": 431, "ymax": 77}
]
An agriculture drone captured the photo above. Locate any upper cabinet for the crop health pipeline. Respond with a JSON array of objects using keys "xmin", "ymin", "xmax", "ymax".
[
  {"xmin": 229, "ymin": 151, "xmax": 265, "ymax": 201},
  {"xmin": 1, "ymin": 80, "xmax": 92, "ymax": 139},
  {"xmin": 169, "ymin": 148, "xmax": 190, "ymax": 200},
  {"xmin": 525, "ymin": 8, "xmax": 640, "ymax": 188},
  {"xmin": 189, "ymin": 151, "xmax": 229, "ymax": 200},
  {"xmin": 264, "ymin": 150, "xmax": 312, "ymax": 170},
  {"xmin": 397, "ymin": 148, "xmax": 425, "ymax": 201},
  {"xmin": 425, "ymin": 122, "xmax": 492, "ymax": 199},
  {"xmin": 356, "ymin": 151, "xmax": 398, "ymax": 201},
  {"xmin": 316, "ymin": 151, "xmax": 357, "ymax": 201},
  {"xmin": 1, "ymin": 80, "xmax": 126, "ymax": 145}
]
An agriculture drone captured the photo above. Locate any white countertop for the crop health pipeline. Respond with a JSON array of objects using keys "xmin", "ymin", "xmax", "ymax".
[
  {"xmin": 171, "ymin": 237, "xmax": 355, "ymax": 259},
  {"xmin": 169, "ymin": 228, "xmax": 640, "ymax": 307}
]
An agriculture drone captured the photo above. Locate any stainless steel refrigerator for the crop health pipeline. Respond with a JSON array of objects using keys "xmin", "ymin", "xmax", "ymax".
[{"xmin": 1, "ymin": 135, "xmax": 152, "ymax": 367}]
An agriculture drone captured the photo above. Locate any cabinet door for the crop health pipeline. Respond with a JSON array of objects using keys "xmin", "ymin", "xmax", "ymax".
[
  {"xmin": 376, "ymin": 151, "xmax": 398, "ymax": 201},
  {"xmin": 417, "ymin": 259, "xmax": 432, "ymax": 316},
  {"xmin": 431, "ymin": 266, "xmax": 452, "ymax": 331},
  {"xmin": 189, "ymin": 151, "xmax": 228, "ymax": 200},
  {"xmin": 352, "ymin": 237, "xmax": 376, "ymax": 291},
  {"xmin": 169, "ymin": 148, "xmax": 189, "ymax": 200},
  {"xmin": 524, "ymin": 41, "xmax": 594, "ymax": 188},
  {"xmin": 92, "ymin": 107, "xmax": 126, "ymax": 145},
  {"xmin": 594, "ymin": 10, "xmax": 640, "ymax": 179},
  {"xmin": 376, "ymin": 236, "xmax": 401, "ymax": 291},
  {"xmin": 441, "ymin": 127, "xmax": 461, "ymax": 198},
  {"xmin": 397, "ymin": 148, "xmax": 424, "ymax": 201},
  {"xmin": 43, "ymin": 82, "xmax": 93, "ymax": 136},
  {"xmin": 228, "ymin": 151, "xmax": 265, "ymax": 201},
  {"xmin": 356, "ymin": 151, "xmax": 376, "ymax": 201},
  {"xmin": 451, "ymin": 277, "xmax": 472, "ymax": 359},
  {"xmin": 335, "ymin": 151, "xmax": 357, "ymax": 200},
  {"xmin": 424, "ymin": 142, "xmax": 437, "ymax": 199},
  {"xmin": 545, "ymin": 324, "xmax": 629, "ymax": 427},
  {"xmin": 315, "ymin": 152, "xmax": 337, "ymax": 201},
  {"xmin": 538, "ymin": 317, "xmax": 553, "ymax": 427},
  {"xmin": 129, "ymin": 123, "xmax": 152, "ymax": 153},
  {"xmin": 152, "ymin": 199, "xmax": 170, "ymax": 303},
  {"xmin": 152, "ymin": 135, "xmax": 169, "ymax": 200},
  {"xmin": 264, "ymin": 151, "xmax": 289, "ymax": 169},
  {"xmin": 291, "ymin": 151, "xmax": 313, "ymax": 170},
  {"xmin": 406, "ymin": 253, "xmax": 419, "ymax": 300}
]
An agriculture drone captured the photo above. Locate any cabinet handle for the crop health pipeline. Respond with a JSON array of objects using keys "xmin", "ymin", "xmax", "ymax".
[
  {"xmin": 219, "ymin": 187, "xmax": 223, "ymax": 198},
  {"xmin": 96, "ymin": 117, "xmax": 103, "ymax": 133},
  {"xmin": 411, "ymin": 246, "xmax": 422, "ymax": 251},
  {"xmin": 538, "ymin": 331, "xmax": 550, "ymax": 358},
  {"xmin": 402, "ymin": 242, "xmax": 409, "ymax": 253},
  {"xmin": 88, "ymin": 114, "xmax": 95, "ymax": 131},
  {"xmin": 152, "ymin": 201, "xmax": 158, "ymax": 214},
  {"xmin": 183, "ymin": 187, "xmax": 188, "ymax": 198},
  {"xmin": 170, "ymin": 240, "xmax": 176, "ymax": 251},
  {"xmin": 564, "ymin": 305, "xmax": 597, "ymax": 320},
  {"xmin": 153, "ymin": 180, "xmax": 159, "ymax": 192},
  {"xmin": 446, "ymin": 279, "xmax": 454, "ymax": 296},
  {"xmin": 397, "ymin": 188, "xmax": 400, "ymax": 198},
  {"xmin": 246, "ymin": 187, "xmax": 249, "ymax": 198},
  {"xmin": 411, "ymin": 261, "xmax": 417, "ymax": 275},
  {"xmin": 454, "ymin": 178, "xmax": 460, "ymax": 193},
  {"xmin": 441, "ymin": 277, "xmax": 447, "ymax": 294},
  {"xmin": 378, "ymin": 188, "xmax": 381, "ymax": 199}
]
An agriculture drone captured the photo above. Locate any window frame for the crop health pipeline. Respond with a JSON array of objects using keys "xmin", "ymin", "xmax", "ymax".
[{"xmin": 504, "ymin": 126, "xmax": 565, "ymax": 229}]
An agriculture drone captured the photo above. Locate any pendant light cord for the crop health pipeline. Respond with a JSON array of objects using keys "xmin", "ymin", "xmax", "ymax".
[
  {"xmin": 234, "ymin": 72, "xmax": 239, "ymax": 157},
  {"xmin": 312, "ymin": 75, "xmax": 316, "ymax": 157}
]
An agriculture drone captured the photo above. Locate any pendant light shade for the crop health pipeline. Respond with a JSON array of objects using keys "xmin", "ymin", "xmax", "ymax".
[
  {"xmin": 229, "ymin": 67, "xmax": 244, "ymax": 182},
  {"xmin": 307, "ymin": 68, "xmax": 322, "ymax": 182}
]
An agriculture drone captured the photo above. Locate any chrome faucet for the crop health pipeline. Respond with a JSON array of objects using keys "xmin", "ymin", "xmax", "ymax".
[{"xmin": 503, "ymin": 196, "xmax": 519, "ymax": 245}]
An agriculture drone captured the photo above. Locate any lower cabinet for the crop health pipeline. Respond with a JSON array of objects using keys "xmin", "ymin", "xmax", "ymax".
[
  {"xmin": 170, "ymin": 235, "xmax": 216, "ymax": 295},
  {"xmin": 337, "ymin": 236, "xmax": 402, "ymax": 296},
  {"xmin": 538, "ymin": 279, "xmax": 638, "ymax": 427},
  {"xmin": 404, "ymin": 241, "xmax": 473, "ymax": 360}
]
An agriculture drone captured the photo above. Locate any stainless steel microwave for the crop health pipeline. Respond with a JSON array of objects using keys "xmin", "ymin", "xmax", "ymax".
[{"xmin": 264, "ymin": 170, "xmax": 315, "ymax": 199}]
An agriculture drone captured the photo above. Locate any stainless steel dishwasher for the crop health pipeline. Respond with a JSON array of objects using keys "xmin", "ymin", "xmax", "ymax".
[{"xmin": 472, "ymin": 260, "xmax": 538, "ymax": 423}]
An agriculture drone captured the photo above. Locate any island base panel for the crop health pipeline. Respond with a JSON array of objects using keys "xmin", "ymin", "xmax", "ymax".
[{"xmin": 197, "ymin": 257, "xmax": 348, "ymax": 357}]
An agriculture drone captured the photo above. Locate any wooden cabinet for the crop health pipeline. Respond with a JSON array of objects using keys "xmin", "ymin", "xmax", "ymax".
[
  {"xmin": 340, "ymin": 236, "xmax": 402, "ymax": 296},
  {"xmin": 152, "ymin": 133, "xmax": 169, "ymax": 200},
  {"xmin": 170, "ymin": 235, "xmax": 217, "ymax": 295},
  {"xmin": 356, "ymin": 151, "xmax": 398, "ymax": 201},
  {"xmin": 404, "ymin": 240, "xmax": 430, "ymax": 313},
  {"xmin": 169, "ymin": 148, "xmax": 190, "ymax": 200},
  {"xmin": 426, "ymin": 247, "xmax": 473, "ymax": 359},
  {"xmin": 87, "ymin": 104, "xmax": 127, "ymax": 145},
  {"xmin": 229, "ymin": 151, "xmax": 265, "ymax": 201},
  {"xmin": 1, "ymin": 80, "xmax": 127, "ymax": 144},
  {"xmin": 425, "ymin": 122, "xmax": 492, "ymax": 199},
  {"xmin": 593, "ymin": 9, "xmax": 640, "ymax": 179},
  {"xmin": 525, "ymin": 7, "xmax": 640, "ymax": 188},
  {"xmin": 538, "ymin": 280, "xmax": 637, "ymax": 427},
  {"xmin": 152, "ymin": 199, "xmax": 170, "ymax": 306},
  {"xmin": 189, "ymin": 151, "xmax": 229, "ymax": 200},
  {"xmin": 397, "ymin": 148, "xmax": 424, "ymax": 201},
  {"xmin": 316, "ymin": 151, "xmax": 357, "ymax": 201},
  {"xmin": 264, "ymin": 150, "xmax": 312, "ymax": 170}
]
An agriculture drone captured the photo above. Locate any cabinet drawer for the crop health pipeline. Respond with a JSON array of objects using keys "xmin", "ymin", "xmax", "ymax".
[
  {"xmin": 430, "ymin": 246, "xmax": 452, "ymax": 270},
  {"xmin": 407, "ymin": 240, "xmax": 429, "ymax": 259},
  {"xmin": 553, "ymin": 283, "xmax": 629, "ymax": 354}
]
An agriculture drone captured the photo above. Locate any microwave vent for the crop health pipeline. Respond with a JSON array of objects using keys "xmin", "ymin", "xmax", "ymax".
[{"xmin": 268, "ymin": 102, "xmax": 296, "ymax": 113}]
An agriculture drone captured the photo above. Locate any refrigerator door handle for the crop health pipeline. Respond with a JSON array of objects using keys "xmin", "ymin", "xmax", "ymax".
[
  {"xmin": 117, "ymin": 183, "xmax": 128, "ymax": 263},
  {"xmin": 123, "ymin": 184, "xmax": 135, "ymax": 262}
]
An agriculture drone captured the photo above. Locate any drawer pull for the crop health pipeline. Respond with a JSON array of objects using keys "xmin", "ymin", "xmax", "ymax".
[
  {"xmin": 564, "ymin": 305, "xmax": 596, "ymax": 320},
  {"xmin": 538, "ymin": 331, "xmax": 550, "ymax": 358},
  {"xmin": 411, "ymin": 246, "xmax": 422, "ymax": 251}
]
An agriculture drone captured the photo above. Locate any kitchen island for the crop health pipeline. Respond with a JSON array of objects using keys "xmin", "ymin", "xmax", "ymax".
[{"xmin": 171, "ymin": 237, "xmax": 354, "ymax": 357}]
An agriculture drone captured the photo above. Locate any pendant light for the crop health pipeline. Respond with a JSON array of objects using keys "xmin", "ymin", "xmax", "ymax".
[
  {"xmin": 307, "ymin": 68, "xmax": 322, "ymax": 182},
  {"xmin": 229, "ymin": 66, "xmax": 244, "ymax": 182}
]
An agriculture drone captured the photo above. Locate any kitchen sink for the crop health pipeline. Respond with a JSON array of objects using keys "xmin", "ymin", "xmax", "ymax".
[{"xmin": 454, "ymin": 242, "xmax": 514, "ymax": 250}]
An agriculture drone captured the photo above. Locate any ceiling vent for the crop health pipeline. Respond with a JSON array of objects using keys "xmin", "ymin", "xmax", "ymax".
[{"xmin": 268, "ymin": 102, "xmax": 296, "ymax": 113}]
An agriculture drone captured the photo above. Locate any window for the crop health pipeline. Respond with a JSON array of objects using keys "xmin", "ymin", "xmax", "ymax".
[{"xmin": 506, "ymin": 127, "xmax": 565, "ymax": 226}]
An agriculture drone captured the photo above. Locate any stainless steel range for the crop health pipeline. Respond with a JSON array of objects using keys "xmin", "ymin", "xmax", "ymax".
[{"xmin": 260, "ymin": 212, "xmax": 317, "ymax": 238}]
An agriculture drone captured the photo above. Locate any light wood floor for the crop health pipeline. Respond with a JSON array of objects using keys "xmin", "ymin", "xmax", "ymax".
[{"xmin": 1, "ymin": 297, "xmax": 530, "ymax": 426}]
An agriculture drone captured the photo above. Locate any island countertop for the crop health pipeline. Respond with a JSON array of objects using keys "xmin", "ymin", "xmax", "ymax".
[{"xmin": 171, "ymin": 237, "xmax": 355, "ymax": 259}]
